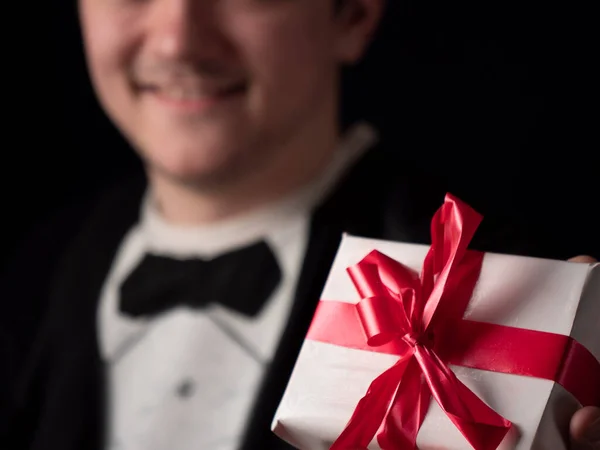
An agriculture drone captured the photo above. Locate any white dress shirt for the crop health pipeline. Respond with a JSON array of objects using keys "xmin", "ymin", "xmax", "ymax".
[{"xmin": 98, "ymin": 123, "xmax": 378, "ymax": 450}]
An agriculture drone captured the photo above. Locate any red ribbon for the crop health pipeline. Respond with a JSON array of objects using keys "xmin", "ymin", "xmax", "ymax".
[{"xmin": 306, "ymin": 194, "xmax": 600, "ymax": 450}]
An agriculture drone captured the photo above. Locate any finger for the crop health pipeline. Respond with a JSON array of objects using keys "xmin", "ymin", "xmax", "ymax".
[
  {"xmin": 568, "ymin": 255, "xmax": 597, "ymax": 263},
  {"xmin": 570, "ymin": 406, "xmax": 600, "ymax": 448}
]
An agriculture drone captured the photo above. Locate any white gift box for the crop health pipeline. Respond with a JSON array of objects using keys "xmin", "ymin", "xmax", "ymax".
[{"xmin": 272, "ymin": 234, "xmax": 600, "ymax": 450}]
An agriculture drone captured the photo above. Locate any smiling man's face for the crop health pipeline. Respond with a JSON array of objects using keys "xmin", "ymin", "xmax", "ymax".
[{"xmin": 79, "ymin": 0, "xmax": 382, "ymax": 186}]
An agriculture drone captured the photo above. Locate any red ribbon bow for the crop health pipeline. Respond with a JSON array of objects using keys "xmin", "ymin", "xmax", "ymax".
[{"xmin": 307, "ymin": 194, "xmax": 600, "ymax": 450}]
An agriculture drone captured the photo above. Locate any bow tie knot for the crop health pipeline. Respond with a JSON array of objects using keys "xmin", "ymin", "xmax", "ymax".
[{"xmin": 119, "ymin": 240, "xmax": 282, "ymax": 318}]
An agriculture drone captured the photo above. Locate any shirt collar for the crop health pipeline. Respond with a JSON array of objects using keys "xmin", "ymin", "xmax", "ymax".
[{"xmin": 139, "ymin": 121, "xmax": 379, "ymax": 265}]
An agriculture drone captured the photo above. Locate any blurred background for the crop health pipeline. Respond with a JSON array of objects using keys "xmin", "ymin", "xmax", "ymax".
[{"xmin": 3, "ymin": 0, "xmax": 598, "ymax": 269}]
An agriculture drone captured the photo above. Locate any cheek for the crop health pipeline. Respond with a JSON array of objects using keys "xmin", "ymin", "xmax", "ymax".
[{"xmin": 80, "ymin": 3, "xmax": 139, "ymax": 95}]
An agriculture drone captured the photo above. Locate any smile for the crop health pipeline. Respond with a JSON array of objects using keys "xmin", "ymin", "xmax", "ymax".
[{"xmin": 142, "ymin": 82, "xmax": 247, "ymax": 114}]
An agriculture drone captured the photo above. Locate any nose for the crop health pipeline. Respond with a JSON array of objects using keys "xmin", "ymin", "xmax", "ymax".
[{"xmin": 146, "ymin": 0, "xmax": 233, "ymax": 64}]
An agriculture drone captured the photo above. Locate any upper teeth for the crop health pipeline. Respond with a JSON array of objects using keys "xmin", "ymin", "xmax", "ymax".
[{"xmin": 161, "ymin": 87, "xmax": 212, "ymax": 100}]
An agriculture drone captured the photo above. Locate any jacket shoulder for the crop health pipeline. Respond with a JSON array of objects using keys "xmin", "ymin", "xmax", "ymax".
[{"xmin": 0, "ymin": 174, "xmax": 146, "ymax": 440}]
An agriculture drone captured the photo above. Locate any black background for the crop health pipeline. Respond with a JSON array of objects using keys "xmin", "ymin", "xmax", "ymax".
[{"xmin": 3, "ymin": 0, "xmax": 598, "ymax": 269}]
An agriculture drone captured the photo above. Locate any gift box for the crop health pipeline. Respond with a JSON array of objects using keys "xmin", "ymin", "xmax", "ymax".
[{"xmin": 272, "ymin": 195, "xmax": 600, "ymax": 450}]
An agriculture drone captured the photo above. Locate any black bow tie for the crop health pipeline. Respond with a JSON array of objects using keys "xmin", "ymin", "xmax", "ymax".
[{"xmin": 119, "ymin": 241, "xmax": 281, "ymax": 318}]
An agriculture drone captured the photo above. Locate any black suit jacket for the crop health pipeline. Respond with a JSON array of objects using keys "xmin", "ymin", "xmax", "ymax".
[{"xmin": 1, "ymin": 143, "xmax": 589, "ymax": 450}]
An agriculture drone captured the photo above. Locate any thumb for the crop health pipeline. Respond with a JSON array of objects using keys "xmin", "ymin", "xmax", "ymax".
[
  {"xmin": 568, "ymin": 255, "xmax": 597, "ymax": 263},
  {"xmin": 570, "ymin": 406, "xmax": 600, "ymax": 449},
  {"xmin": 568, "ymin": 256, "xmax": 599, "ymax": 449}
]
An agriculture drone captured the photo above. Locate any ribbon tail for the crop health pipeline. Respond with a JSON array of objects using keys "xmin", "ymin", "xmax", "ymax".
[
  {"xmin": 331, "ymin": 356, "xmax": 412, "ymax": 450},
  {"xmin": 415, "ymin": 346, "xmax": 512, "ymax": 450},
  {"xmin": 377, "ymin": 357, "xmax": 431, "ymax": 450}
]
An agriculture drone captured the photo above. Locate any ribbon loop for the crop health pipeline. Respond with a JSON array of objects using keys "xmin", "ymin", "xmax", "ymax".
[
  {"xmin": 420, "ymin": 194, "xmax": 483, "ymax": 330},
  {"xmin": 349, "ymin": 252, "xmax": 421, "ymax": 306},
  {"xmin": 357, "ymin": 295, "xmax": 409, "ymax": 347},
  {"xmin": 348, "ymin": 260, "xmax": 390, "ymax": 299}
]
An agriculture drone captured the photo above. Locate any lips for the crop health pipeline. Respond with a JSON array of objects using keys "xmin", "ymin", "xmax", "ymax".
[
  {"xmin": 141, "ymin": 80, "xmax": 246, "ymax": 100},
  {"xmin": 140, "ymin": 81, "xmax": 247, "ymax": 113}
]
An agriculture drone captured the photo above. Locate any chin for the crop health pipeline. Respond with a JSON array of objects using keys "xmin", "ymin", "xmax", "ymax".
[{"xmin": 144, "ymin": 142, "xmax": 249, "ymax": 187}]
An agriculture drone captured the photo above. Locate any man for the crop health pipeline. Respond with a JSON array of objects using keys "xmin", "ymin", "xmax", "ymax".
[{"xmin": 2, "ymin": 0, "xmax": 598, "ymax": 449}]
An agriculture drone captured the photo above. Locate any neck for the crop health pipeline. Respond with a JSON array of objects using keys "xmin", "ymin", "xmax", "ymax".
[{"xmin": 148, "ymin": 104, "xmax": 340, "ymax": 225}]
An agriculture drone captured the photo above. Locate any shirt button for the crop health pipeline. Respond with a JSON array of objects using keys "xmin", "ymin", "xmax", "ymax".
[{"xmin": 176, "ymin": 378, "xmax": 196, "ymax": 399}]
